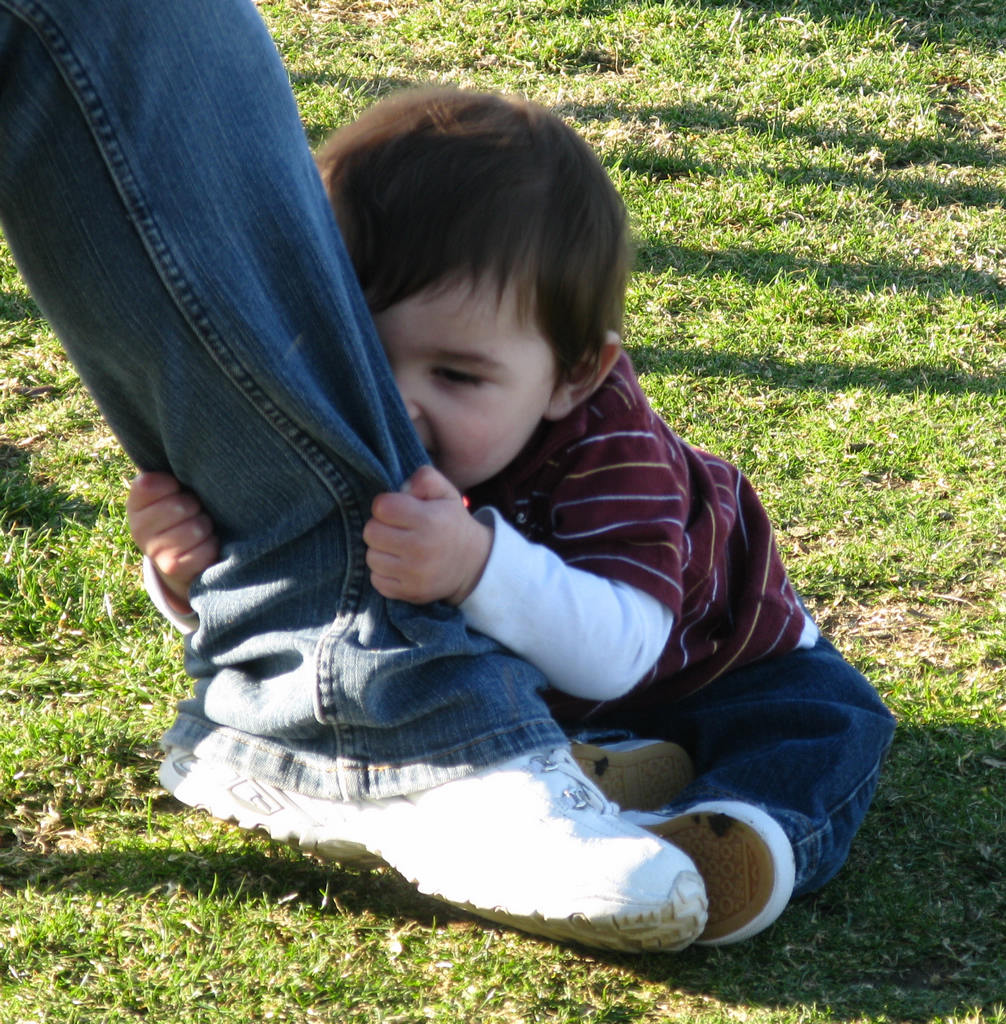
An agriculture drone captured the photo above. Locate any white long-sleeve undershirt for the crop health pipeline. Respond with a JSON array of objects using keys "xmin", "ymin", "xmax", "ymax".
[
  {"xmin": 458, "ymin": 507, "xmax": 673, "ymax": 701},
  {"xmin": 143, "ymin": 555, "xmax": 199, "ymax": 634}
]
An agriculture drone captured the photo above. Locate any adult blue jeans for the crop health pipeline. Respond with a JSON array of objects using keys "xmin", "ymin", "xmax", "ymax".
[
  {"xmin": 0, "ymin": 0, "xmax": 566, "ymax": 799},
  {"xmin": 571, "ymin": 636, "xmax": 896, "ymax": 896}
]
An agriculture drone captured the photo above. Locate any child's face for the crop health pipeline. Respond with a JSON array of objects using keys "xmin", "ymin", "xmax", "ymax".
[{"xmin": 373, "ymin": 279, "xmax": 577, "ymax": 492}]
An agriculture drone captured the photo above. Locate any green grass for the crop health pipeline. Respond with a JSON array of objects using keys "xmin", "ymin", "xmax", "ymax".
[{"xmin": 2, "ymin": 0, "xmax": 1005, "ymax": 1020}]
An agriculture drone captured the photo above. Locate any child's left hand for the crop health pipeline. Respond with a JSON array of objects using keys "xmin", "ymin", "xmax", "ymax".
[
  {"xmin": 363, "ymin": 465, "xmax": 492, "ymax": 606},
  {"xmin": 126, "ymin": 471, "xmax": 220, "ymax": 613}
]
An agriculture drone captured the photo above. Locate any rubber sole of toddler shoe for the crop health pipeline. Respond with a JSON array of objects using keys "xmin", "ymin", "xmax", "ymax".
[
  {"xmin": 572, "ymin": 739, "xmax": 694, "ymax": 811},
  {"xmin": 159, "ymin": 747, "xmax": 709, "ymax": 954},
  {"xmin": 628, "ymin": 800, "xmax": 795, "ymax": 945}
]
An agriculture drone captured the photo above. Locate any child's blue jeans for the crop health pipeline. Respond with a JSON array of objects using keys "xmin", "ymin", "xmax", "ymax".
[{"xmin": 570, "ymin": 635, "xmax": 896, "ymax": 896}]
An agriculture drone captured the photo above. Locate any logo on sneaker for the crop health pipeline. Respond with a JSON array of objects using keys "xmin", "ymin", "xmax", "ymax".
[
  {"xmin": 172, "ymin": 753, "xmax": 199, "ymax": 777},
  {"xmin": 228, "ymin": 778, "xmax": 284, "ymax": 816}
]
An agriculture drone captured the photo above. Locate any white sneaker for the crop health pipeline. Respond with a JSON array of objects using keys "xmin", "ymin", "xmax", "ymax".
[
  {"xmin": 626, "ymin": 799, "xmax": 796, "ymax": 945},
  {"xmin": 160, "ymin": 746, "xmax": 708, "ymax": 952}
]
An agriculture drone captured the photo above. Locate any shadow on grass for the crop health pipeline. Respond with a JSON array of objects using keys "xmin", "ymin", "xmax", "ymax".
[
  {"xmin": 626, "ymin": 330, "xmax": 1006, "ymax": 398},
  {"xmin": 2, "ymin": 724, "xmax": 1002, "ymax": 1021},
  {"xmin": 572, "ymin": 96, "xmax": 1006, "ymax": 211},
  {"xmin": 671, "ymin": 0, "xmax": 1006, "ymax": 48},
  {"xmin": 0, "ymin": 444, "xmax": 105, "ymax": 652},
  {"xmin": 290, "ymin": 71, "xmax": 417, "ymax": 144},
  {"xmin": 626, "ymin": 719, "xmax": 1006, "ymax": 1021},
  {"xmin": 554, "ymin": 0, "xmax": 1006, "ymax": 47},
  {"xmin": 0, "ymin": 443, "xmax": 101, "ymax": 533},
  {"xmin": 633, "ymin": 238, "xmax": 1006, "ymax": 296},
  {"xmin": 0, "ymin": 287, "xmax": 39, "ymax": 323},
  {"xmin": 391, "ymin": 0, "xmax": 1006, "ymax": 48},
  {"xmin": 291, "ymin": 62, "xmax": 1006, "ymax": 212}
]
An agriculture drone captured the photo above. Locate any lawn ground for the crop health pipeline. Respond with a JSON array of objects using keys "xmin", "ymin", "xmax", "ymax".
[{"xmin": 1, "ymin": 0, "xmax": 1004, "ymax": 1021}]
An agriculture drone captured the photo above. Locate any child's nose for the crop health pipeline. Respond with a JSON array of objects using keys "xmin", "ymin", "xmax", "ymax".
[
  {"xmin": 391, "ymin": 367, "xmax": 420, "ymax": 420},
  {"xmin": 403, "ymin": 395, "xmax": 422, "ymax": 424},
  {"xmin": 399, "ymin": 392, "xmax": 433, "ymax": 450}
]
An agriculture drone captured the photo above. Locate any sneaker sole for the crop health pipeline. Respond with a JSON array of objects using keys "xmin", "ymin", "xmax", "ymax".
[
  {"xmin": 454, "ymin": 872, "xmax": 708, "ymax": 953},
  {"xmin": 572, "ymin": 741, "xmax": 694, "ymax": 811},
  {"xmin": 648, "ymin": 811, "xmax": 776, "ymax": 944}
]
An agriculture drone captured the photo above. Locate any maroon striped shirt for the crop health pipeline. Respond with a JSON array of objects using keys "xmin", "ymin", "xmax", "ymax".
[{"xmin": 466, "ymin": 352, "xmax": 807, "ymax": 719}]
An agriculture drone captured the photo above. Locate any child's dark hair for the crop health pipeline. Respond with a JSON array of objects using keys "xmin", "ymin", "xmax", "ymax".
[{"xmin": 316, "ymin": 88, "xmax": 630, "ymax": 381}]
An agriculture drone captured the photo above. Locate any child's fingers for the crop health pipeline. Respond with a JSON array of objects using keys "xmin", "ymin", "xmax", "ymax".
[
  {"xmin": 362, "ymin": 514, "xmax": 410, "ymax": 557},
  {"xmin": 364, "ymin": 543, "xmax": 400, "ymax": 578},
  {"xmin": 369, "ymin": 490, "xmax": 426, "ymax": 529},
  {"xmin": 126, "ymin": 471, "xmax": 183, "ymax": 513},
  {"xmin": 364, "ymin": 541, "xmax": 409, "ymax": 597},
  {"xmin": 401, "ymin": 464, "xmax": 458, "ymax": 502},
  {"xmin": 147, "ymin": 511, "xmax": 216, "ymax": 558},
  {"xmin": 151, "ymin": 533, "xmax": 220, "ymax": 583},
  {"xmin": 366, "ymin": 557, "xmax": 429, "ymax": 603},
  {"xmin": 128, "ymin": 491, "xmax": 205, "ymax": 546},
  {"xmin": 365, "ymin": 545, "xmax": 445, "ymax": 605},
  {"xmin": 367, "ymin": 570, "xmax": 403, "ymax": 601}
]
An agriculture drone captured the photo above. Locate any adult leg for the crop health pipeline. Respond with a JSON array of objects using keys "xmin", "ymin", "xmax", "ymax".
[
  {"xmin": 0, "ymin": 0, "xmax": 564, "ymax": 796},
  {"xmin": 0, "ymin": 0, "xmax": 708, "ymax": 951}
]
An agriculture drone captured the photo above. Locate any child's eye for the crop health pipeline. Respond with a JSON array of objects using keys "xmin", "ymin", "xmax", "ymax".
[{"xmin": 434, "ymin": 367, "xmax": 482, "ymax": 386}]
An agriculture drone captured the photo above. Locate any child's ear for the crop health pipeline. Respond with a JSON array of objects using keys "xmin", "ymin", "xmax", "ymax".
[{"xmin": 544, "ymin": 332, "xmax": 622, "ymax": 421}]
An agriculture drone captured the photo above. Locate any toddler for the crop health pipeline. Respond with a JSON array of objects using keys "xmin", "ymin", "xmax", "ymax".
[{"xmin": 130, "ymin": 88, "xmax": 895, "ymax": 946}]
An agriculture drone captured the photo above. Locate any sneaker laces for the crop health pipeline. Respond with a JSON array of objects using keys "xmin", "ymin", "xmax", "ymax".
[{"xmin": 528, "ymin": 749, "xmax": 620, "ymax": 815}]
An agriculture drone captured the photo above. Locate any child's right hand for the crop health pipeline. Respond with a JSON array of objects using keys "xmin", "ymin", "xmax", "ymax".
[
  {"xmin": 126, "ymin": 472, "xmax": 220, "ymax": 613},
  {"xmin": 363, "ymin": 465, "xmax": 491, "ymax": 607}
]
